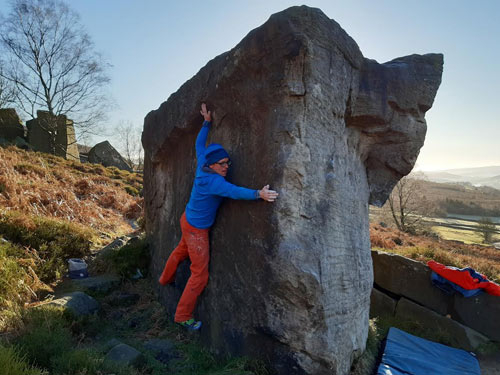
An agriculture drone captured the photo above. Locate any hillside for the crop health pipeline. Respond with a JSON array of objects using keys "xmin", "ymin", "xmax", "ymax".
[
  {"xmin": 407, "ymin": 177, "xmax": 500, "ymax": 217},
  {"xmin": 0, "ymin": 146, "xmax": 143, "ymax": 239},
  {"xmin": 421, "ymin": 166, "xmax": 500, "ymax": 190}
]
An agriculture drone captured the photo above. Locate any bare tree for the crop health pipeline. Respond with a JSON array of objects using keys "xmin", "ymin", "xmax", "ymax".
[
  {"xmin": 0, "ymin": 65, "xmax": 16, "ymax": 108},
  {"xmin": 114, "ymin": 120, "xmax": 144, "ymax": 171},
  {"xmin": 0, "ymin": 0, "xmax": 111, "ymax": 138},
  {"xmin": 386, "ymin": 175, "xmax": 429, "ymax": 233},
  {"xmin": 477, "ymin": 217, "xmax": 496, "ymax": 244}
]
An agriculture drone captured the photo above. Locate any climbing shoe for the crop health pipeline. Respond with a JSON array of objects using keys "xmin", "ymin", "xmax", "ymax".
[{"xmin": 177, "ymin": 318, "xmax": 202, "ymax": 331}]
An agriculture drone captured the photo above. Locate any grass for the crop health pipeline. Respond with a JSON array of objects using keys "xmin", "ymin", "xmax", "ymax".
[
  {"xmin": 0, "ymin": 345, "xmax": 46, "ymax": 375},
  {"xmin": 0, "ymin": 146, "xmax": 142, "ymax": 235},
  {"xmin": 98, "ymin": 237, "xmax": 150, "ymax": 278},
  {"xmin": 0, "ymin": 278, "xmax": 272, "ymax": 375},
  {"xmin": 0, "ymin": 210, "xmax": 93, "ymax": 283},
  {"xmin": 0, "ymin": 241, "xmax": 37, "ymax": 332},
  {"xmin": 432, "ymin": 225, "xmax": 496, "ymax": 244},
  {"xmin": 1, "ymin": 306, "xmax": 136, "ymax": 375}
]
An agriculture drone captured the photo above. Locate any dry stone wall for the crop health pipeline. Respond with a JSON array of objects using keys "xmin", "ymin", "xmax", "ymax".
[
  {"xmin": 143, "ymin": 6, "xmax": 443, "ymax": 375},
  {"xmin": 371, "ymin": 251, "xmax": 500, "ymax": 347}
]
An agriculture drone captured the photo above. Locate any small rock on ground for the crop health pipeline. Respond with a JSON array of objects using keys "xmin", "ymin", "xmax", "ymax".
[
  {"xmin": 105, "ymin": 343, "xmax": 144, "ymax": 368},
  {"xmin": 144, "ymin": 339, "xmax": 179, "ymax": 364},
  {"xmin": 49, "ymin": 291, "xmax": 99, "ymax": 316},
  {"xmin": 71, "ymin": 274, "xmax": 121, "ymax": 294}
]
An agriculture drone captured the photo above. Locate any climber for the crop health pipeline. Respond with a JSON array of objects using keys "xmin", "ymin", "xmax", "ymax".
[{"xmin": 158, "ymin": 103, "xmax": 278, "ymax": 331}]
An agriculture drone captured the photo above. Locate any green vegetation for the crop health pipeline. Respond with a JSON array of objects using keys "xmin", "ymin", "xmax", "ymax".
[
  {"xmin": 0, "ymin": 241, "xmax": 34, "ymax": 331},
  {"xmin": 106, "ymin": 237, "xmax": 150, "ymax": 278},
  {"xmin": 1, "ymin": 306, "xmax": 135, "ymax": 375},
  {"xmin": 0, "ymin": 345, "xmax": 46, "ymax": 375},
  {"xmin": 350, "ymin": 319, "xmax": 380, "ymax": 375},
  {"xmin": 431, "ymin": 225, "xmax": 486, "ymax": 244},
  {"xmin": 0, "ymin": 210, "xmax": 94, "ymax": 283},
  {"xmin": 478, "ymin": 217, "xmax": 497, "ymax": 243},
  {"xmin": 0, "ymin": 286, "xmax": 272, "ymax": 375}
]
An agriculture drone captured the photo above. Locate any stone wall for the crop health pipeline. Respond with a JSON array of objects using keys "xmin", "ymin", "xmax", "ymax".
[{"xmin": 371, "ymin": 250, "xmax": 499, "ymax": 350}]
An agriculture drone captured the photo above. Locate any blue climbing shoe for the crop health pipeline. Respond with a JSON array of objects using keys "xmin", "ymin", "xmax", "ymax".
[{"xmin": 178, "ymin": 318, "xmax": 202, "ymax": 331}]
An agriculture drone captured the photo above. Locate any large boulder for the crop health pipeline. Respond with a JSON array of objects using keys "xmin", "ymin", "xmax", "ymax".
[
  {"xmin": 88, "ymin": 141, "xmax": 132, "ymax": 171},
  {"xmin": 0, "ymin": 108, "xmax": 24, "ymax": 141},
  {"xmin": 142, "ymin": 6, "xmax": 443, "ymax": 375}
]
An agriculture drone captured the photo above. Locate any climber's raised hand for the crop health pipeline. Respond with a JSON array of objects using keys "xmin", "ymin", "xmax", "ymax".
[
  {"xmin": 259, "ymin": 185, "xmax": 279, "ymax": 202},
  {"xmin": 200, "ymin": 103, "xmax": 211, "ymax": 122}
]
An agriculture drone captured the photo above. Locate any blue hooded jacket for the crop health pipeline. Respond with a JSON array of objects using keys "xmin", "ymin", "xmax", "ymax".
[{"xmin": 185, "ymin": 121, "xmax": 259, "ymax": 228}]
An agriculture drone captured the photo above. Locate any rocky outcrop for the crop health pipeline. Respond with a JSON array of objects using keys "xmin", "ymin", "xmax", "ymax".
[
  {"xmin": 26, "ymin": 110, "xmax": 79, "ymax": 161},
  {"xmin": 0, "ymin": 108, "xmax": 24, "ymax": 141},
  {"xmin": 88, "ymin": 141, "xmax": 132, "ymax": 172},
  {"xmin": 143, "ymin": 6, "xmax": 443, "ymax": 375}
]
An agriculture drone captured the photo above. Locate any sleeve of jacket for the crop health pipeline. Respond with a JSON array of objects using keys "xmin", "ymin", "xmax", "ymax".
[
  {"xmin": 208, "ymin": 175, "xmax": 260, "ymax": 200},
  {"xmin": 195, "ymin": 121, "xmax": 211, "ymax": 160}
]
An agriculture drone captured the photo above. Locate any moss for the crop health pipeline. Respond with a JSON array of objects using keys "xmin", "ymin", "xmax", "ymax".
[{"xmin": 125, "ymin": 185, "xmax": 139, "ymax": 196}]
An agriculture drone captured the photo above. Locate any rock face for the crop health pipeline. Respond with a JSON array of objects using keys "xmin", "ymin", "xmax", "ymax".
[
  {"xmin": 88, "ymin": 141, "xmax": 132, "ymax": 172},
  {"xmin": 142, "ymin": 6, "xmax": 443, "ymax": 375},
  {"xmin": 0, "ymin": 108, "xmax": 24, "ymax": 141}
]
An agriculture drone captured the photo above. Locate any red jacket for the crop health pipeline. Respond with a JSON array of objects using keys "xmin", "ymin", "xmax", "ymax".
[{"xmin": 427, "ymin": 260, "xmax": 500, "ymax": 297}]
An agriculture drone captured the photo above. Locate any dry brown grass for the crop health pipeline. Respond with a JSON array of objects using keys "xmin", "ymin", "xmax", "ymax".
[
  {"xmin": 0, "ymin": 146, "xmax": 142, "ymax": 235},
  {"xmin": 370, "ymin": 224, "xmax": 500, "ymax": 283}
]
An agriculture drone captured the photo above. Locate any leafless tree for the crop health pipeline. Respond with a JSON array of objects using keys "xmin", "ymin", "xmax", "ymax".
[
  {"xmin": 114, "ymin": 120, "xmax": 144, "ymax": 171},
  {"xmin": 0, "ymin": 65, "xmax": 16, "ymax": 108},
  {"xmin": 477, "ymin": 217, "xmax": 496, "ymax": 244},
  {"xmin": 0, "ymin": 0, "xmax": 111, "ymax": 138},
  {"xmin": 386, "ymin": 174, "xmax": 430, "ymax": 233}
]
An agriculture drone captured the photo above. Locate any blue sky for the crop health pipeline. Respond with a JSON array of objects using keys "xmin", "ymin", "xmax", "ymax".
[{"xmin": 1, "ymin": 0, "xmax": 498, "ymax": 171}]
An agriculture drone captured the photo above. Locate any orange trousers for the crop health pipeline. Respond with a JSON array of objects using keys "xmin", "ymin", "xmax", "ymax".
[{"xmin": 159, "ymin": 212, "xmax": 209, "ymax": 322}]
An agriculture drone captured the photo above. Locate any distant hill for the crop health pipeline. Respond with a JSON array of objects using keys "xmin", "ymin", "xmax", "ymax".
[{"xmin": 420, "ymin": 166, "xmax": 500, "ymax": 189}]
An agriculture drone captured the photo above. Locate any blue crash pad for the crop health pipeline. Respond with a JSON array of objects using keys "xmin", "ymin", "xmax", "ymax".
[{"xmin": 377, "ymin": 327, "xmax": 480, "ymax": 375}]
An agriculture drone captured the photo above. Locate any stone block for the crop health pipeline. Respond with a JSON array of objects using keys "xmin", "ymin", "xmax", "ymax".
[
  {"xmin": 452, "ymin": 292, "xmax": 500, "ymax": 342},
  {"xmin": 395, "ymin": 297, "xmax": 490, "ymax": 352},
  {"xmin": 372, "ymin": 251, "xmax": 452, "ymax": 315},
  {"xmin": 26, "ymin": 110, "xmax": 79, "ymax": 160},
  {"xmin": 370, "ymin": 288, "xmax": 397, "ymax": 318},
  {"xmin": 55, "ymin": 117, "xmax": 79, "ymax": 161},
  {"xmin": 0, "ymin": 108, "xmax": 24, "ymax": 141}
]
